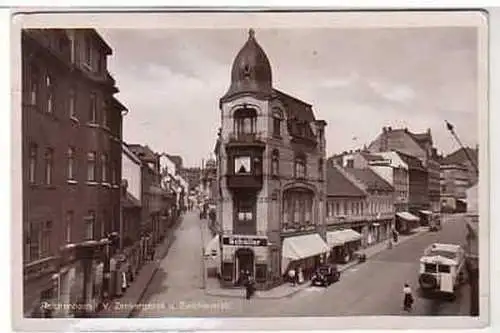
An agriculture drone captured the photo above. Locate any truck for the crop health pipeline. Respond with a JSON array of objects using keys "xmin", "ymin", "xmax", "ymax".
[{"xmin": 418, "ymin": 243, "xmax": 466, "ymax": 299}]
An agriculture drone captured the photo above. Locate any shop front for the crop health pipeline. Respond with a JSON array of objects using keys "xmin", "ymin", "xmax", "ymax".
[
  {"xmin": 326, "ymin": 229, "xmax": 362, "ymax": 264},
  {"xmin": 219, "ymin": 235, "xmax": 269, "ymax": 289},
  {"xmin": 395, "ymin": 212, "xmax": 420, "ymax": 234},
  {"xmin": 281, "ymin": 233, "xmax": 330, "ymax": 282},
  {"xmin": 419, "ymin": 210, "xmax": 433, "ymax": 226}
]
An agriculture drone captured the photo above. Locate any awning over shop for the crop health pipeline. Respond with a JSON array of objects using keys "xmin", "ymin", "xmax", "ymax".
[
  {"xmin": 204, "ymin": 236, "xmax": 220, "ymax": 257},
  {"xmin": 281, "ymin": 234, "xmax": 329, "ymax": 274},
  {"xmin": 419, "ymin": 210, "xmax": 432, "ymax": 215},
  {"xmin": 457, "ymin": 199, "xmax": 467, "ymax": 204},
  {"xmin": 326, "ymin": 229, "xmax": 362, "ymax": 248},
  {"xmin": 396, "ymin": 212, "xmax": 420, "ymax": 222}
]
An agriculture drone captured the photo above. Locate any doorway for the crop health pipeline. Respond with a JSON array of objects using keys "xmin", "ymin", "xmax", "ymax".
[{"xmin": 235, "ymin": 248, "xmax": 255, "ymax": 281}]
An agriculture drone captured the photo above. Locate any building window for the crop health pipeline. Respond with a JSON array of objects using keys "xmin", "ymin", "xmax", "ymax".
[
  {"xmin": 69, "ymin": 34, "xmax": 75, "ymax": 63},
  {"xmin": 27, "ymin": 222, "xmax": 40, "ymax": 261},
  {"xmin": 44, "ymin": 148, "xmax": 53, "ymax": 185},
  {"xmin": 336, "ymin": 202, "xmax": 340, "ymax": 215},
  {"xmin": 41, "ymin": 221, "xmax": 52, "ymax": 256},
  {"xmin": 89, "ymin": 93, "xmax": 97, "ymax": 123},
  {"xmin": 318, "ymin": 159, "xmax": 324, "ymax": 180},
  {"xmin": 101, "ymin": 153, "xmax": 108, "ymax": 182},
  {"xmin": 65, "ymin": 211, "xmax": 73, "ymax": 243},
  {"xmin": 67, "ymin": 147, "xmax": 75, "ymax": 180},
  {"xmin": 271, "ymin": 149, "xmax": 279, "ymax": 177},
  {"xmin": 29, "ymin": 144, "xmax": 37, "ymax": 183},
  {"xmin": 85, "ymin": 211, "xmax": 95, "ymax": 240},
  {"xmin": 234, "ymin": 156, "xmax": 251, "ymax": 174},
  {"xmin": 234, "ymin": 108, "xmax": 257, "ymax": 136},
  {"xmin": 294, "ymin": 155, "xmax": 306, "ymax": 179},
  {"xmin": 343, "ymin": 201, "xmax": 348, "ymax": 215},
  {"xmin": 46, "ymin": 74, "xmax": 54, "ymax": 113},
  {"xmin": 29, "ymin": 66, "xmax": 39, "ymax": 105},
  {"xmin": 87, "ymin": 152, "xmax": 96, "ymax": 181},
  {"xmin": 272, "ymin": 109, "xmax": 282, "ymax": 137},
  {"xmin": 283, "ymin": 189, "xmax": 314, "ymax": 228},
  {"xmin": 69, "ymin": 89, "xmax": 76, "ymax": 118},
  {"xmin": 84, "ymin": 35, "xmax": 92, "ymax": 66},
  {"xmin": 102, "ymin": 101, "xmax": 108, "ymax": 127},
  {"xmin": 346, "ymin": 159, "xmax": 354, "ymax": 168},
  {"xmin": 111, "ymin": 164, "xmax": 117, "ymax": 185}
]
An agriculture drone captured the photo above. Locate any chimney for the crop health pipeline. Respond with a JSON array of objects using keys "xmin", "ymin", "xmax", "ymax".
[{"xmin": 427, "ymin": 128, "xmax": 431, "ymax": 134}]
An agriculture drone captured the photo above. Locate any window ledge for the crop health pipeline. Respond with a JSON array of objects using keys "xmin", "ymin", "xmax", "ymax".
[
  {"xmin": 67, "ymin": 179, "xmax": 78, "ymax": 185},
  {"xmin": 86, "ymin": 181, "xmax": 99, "ymax": 186},
  {"xmin": 112, "ymin": 185, "xmax": 120, "ymax": 189}
]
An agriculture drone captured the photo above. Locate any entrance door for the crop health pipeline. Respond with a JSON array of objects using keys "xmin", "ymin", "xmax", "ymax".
[{"xmin": 235, "ymin": 248, "xmax": 255, "ymax": 281}]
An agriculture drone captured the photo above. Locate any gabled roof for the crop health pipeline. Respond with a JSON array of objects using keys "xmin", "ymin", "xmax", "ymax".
[
  {"xmin": 344, "ymin": 167, "xmax": 394, "ymax": 192},
  {"xmin": 394, "ymin": 150, "xmax": 426, "ymax": 171},
  {"xmin": 326, "ymin": 165, "xmax": 366, "ymax": 197},
  {"xmin": 441, "ymin": 147, "xmax": 478, "ymax": 167},
  {"xmin": 128, "ymin": 144, "xmax": 157, "ymax": 162}
]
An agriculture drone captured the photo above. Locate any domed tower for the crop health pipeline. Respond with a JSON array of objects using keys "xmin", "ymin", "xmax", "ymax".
[{"xmin": 220, "ymin": 28, "xmax": 274, "ymax": 103}]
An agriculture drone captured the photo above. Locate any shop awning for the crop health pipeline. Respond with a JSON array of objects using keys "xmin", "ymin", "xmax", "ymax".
[
  {"xmin": 326, "ymin": 229, "xmax": 362, "ymax": 248},
  {"xmin": 281, "ymin": 234, "xmax": 329, "ymax": 274},
  {"xmin": 457, "ymin": 199, "xmax": 467, "ymax": 204},
  {"xmin": 204, "ymin": 236, "xmax": 220, "ymax": 257},
  {"xmin": 419, "ymin": 210, "xmax": 432, "ymax": 215},
  {"xmin": 396, "ymin": 212, "xmax": 420, "ymax": 222}
]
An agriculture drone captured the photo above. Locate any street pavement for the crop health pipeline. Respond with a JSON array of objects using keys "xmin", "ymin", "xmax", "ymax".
[{"xmin": 136, "ymin": 212, "xmax": 472, "ymax": 317}]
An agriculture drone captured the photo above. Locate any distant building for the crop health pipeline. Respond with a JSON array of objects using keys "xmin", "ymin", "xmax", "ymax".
[
  {"xmin": 367, "ymin": 126, "xmax": 441, "ymax": 213},
  {"xmin": 441, "ymin": 146, "xmax": 479, "ymax": 187},
  {"xmin": 22, "ymin": 29, "xmax": 126, "ymax": 317},
  {"xmin": 325, "ymin": 163, "xmax": 394, "ymax": 263},
  {"xmin": 179, "ymin": 167, "xmax": 201, "ymax": 191},
  {"xmin": 440, "ymin": 146, "xmax": 479, "ymax": 213},
  {"xmin": 211, "ymin": 29, "xmax": 328, "ymax": 289}
]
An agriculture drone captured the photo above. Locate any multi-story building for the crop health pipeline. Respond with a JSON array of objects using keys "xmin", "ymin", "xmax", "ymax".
[
  {"xmin": 367, "ymin": 126, "xmax": 441, "ymax": 213},
  {"xmin": 441, "ymin": 146, "xmax": 479, "ymax": 187},
  {"xmin": 22, "ymin": 29, "xmax": 126, "ymax": 317},
  {"xmin": 211, "ymin": 29, "xmax": 329, "ymax": 289},
  {"xmin": 440, "ymin": 163, "xmax": 469, "ymax": 212}
]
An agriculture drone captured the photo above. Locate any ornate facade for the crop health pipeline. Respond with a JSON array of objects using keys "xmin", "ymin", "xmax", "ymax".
[{"xmin": 214, "ymin": 29, "xmax": 328, "ymax": 289}]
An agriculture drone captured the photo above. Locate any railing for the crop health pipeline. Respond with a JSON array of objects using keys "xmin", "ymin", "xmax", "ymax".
[
  {"xmin": 227, "ymin": 131, "xmax": 265, "ymax": 143},
  {"xmin": 221, "ymin": 229, "xmax": 267, "ymax": 236},
  {"xmin": 23, "ymin": 256, "xmax": 59, "ymax": 281}
]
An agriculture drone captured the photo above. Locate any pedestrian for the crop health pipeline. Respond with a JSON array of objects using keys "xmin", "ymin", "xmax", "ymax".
[
  {"xmin": 288, "ymin": 268, "xmax": 296, "ymax": 286},
  {"xmin": 245, "ymin": 275, "xmax": 255, "ymax": 300},
  {"xmin": 297, "ymin": 267, "xmax": 304, "ymax": 285},
  {"xmin": 403, "ymin": 283, "xmax": 414, "ymax": 312}
]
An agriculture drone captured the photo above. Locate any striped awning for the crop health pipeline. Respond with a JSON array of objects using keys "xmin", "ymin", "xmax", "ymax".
[{"xmin": 326, "ymin": 229, "xmax": 362, "ymax": 248}]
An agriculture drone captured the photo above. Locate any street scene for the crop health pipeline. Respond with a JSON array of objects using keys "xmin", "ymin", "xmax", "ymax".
[{"xmin": 19, "ymin": 16, "xmax": 482, "ymax": 321}]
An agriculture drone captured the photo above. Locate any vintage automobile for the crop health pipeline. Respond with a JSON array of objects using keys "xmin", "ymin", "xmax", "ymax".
[
  {"xmin": 418, "ymin": 243, "xmax": 466, "ymax": 299},
  {"xmin": 311, "ymin": 264, "xmax": 341, "ymax": 287},
  {"xmin": 429, "ymin": 213, "xmax": 442, "ymax": 232}
]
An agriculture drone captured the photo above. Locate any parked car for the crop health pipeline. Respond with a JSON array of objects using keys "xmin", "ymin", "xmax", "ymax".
[{"xmin": 311, "ymin": 264, "xmax": 341, "ymax": 287}]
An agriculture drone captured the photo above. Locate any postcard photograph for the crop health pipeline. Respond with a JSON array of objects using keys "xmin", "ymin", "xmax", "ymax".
[{"xmin": 10, "ymin": 9, "xmax": 489, "ymax": 332}]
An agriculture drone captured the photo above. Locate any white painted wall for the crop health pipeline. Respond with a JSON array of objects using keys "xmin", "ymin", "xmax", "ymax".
[
  {"xmin": 370, "ymin": 165, "xmax": 394, "ymax": 184},
  {"xmin": 122, "ymin": 145, "xmax": 142, "ymax": 202}
]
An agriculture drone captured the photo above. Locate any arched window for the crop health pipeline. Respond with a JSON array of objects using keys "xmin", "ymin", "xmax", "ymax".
[
  {"xmin": 233, "ymin": 107, "xmax": 257, "ymax": 137},
  {"xmin": 272, "ymin": 109, "xmax": 283, "ymax": 137},
  {"xmin": 271, "ymin": 149, "xmax": 279, "ymax": 177},
  {"xmin": 294, "ymin": 154, "xmax": 307, "ymax": 179}
]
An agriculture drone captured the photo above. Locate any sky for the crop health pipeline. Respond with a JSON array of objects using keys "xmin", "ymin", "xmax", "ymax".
[{"xmin": 99, "ymin": 27, "xmax": 480, "ymax": 168}]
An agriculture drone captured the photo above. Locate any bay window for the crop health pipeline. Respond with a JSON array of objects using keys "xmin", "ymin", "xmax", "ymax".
[
  {"xmin": 283, "ymin": 189, "xmax": 314, "ymax": 228},
  {"xmin": 294, "ymin": 155, "xmax": 306, "ymax": 179}
]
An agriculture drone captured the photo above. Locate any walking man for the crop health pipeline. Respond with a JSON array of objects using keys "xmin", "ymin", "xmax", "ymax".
[{"xmin": 403, "ymin": 283, "xmax": 414, "ymax": 312}]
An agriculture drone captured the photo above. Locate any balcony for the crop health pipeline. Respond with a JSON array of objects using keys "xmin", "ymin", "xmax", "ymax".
[
  {"xmin": 226, "ymin": 173, "xmax": 263, "ymax": 190},
  {"xmin": 226, "ymin": 131, "xmax": 266, "ymax": 148}
]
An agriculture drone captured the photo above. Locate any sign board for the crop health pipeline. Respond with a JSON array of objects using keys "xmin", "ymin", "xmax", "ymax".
[{"xmin": 222, "ymin": 236, "xmax": 268, "ymax": 247}]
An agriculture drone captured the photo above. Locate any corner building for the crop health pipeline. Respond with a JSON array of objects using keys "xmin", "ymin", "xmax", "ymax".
[{"xmin": 215, "ymin": 29, "xmax": 328, "ymax": 289}]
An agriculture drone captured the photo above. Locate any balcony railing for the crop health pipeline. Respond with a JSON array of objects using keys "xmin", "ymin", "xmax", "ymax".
[
  {"xmin": 226, "ymin": 173, "xmax": 263, "ymax": 189},
  {"xmin": 326, "ymin": 212, "xmax": 395, "ymax": 224},
  {"xmin": 227, "ymin": 131, "xmax": 265, "ymax": 143},
  {"xmin": 23, "ymin": 256, "xmax": 59, "ymax": 282}
]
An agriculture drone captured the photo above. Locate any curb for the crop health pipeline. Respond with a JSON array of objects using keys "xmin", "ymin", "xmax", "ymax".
[
  {"xmin": 204, "ymin": 284, "xmax": 307, "ymax": 300},
  {"xmin": 127, "ymin": 264, "xmax": 160, "ymax": 317}
]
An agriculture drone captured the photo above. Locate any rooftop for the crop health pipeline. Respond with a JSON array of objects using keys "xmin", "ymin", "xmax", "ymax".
[
  {"xmin": 326, "ymin": 165, "xmax": 366, "ymax": 197},
  {"xmin": 344, "ymin": 167, "xmax": 394, "ymax": 192}
]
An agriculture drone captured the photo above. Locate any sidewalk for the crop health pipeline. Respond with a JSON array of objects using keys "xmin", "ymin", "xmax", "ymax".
[
  {"xmin": 204, "ymin": 226, "xmax": 429, "ymax": 300},
  {"xmin": 95, "ymin": 214, "xmax": 184, "ymax": 318}
]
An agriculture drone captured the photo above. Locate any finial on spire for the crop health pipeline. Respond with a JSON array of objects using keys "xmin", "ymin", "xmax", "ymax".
[{"xmin": 249, "ymin": 28, "xmax": 255, "ymax": 39}]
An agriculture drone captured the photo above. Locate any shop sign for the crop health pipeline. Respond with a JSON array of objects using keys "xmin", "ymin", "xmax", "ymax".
[{"xmin": 222, "ymin": 236, "xmax": 268, "ymax": 247}]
